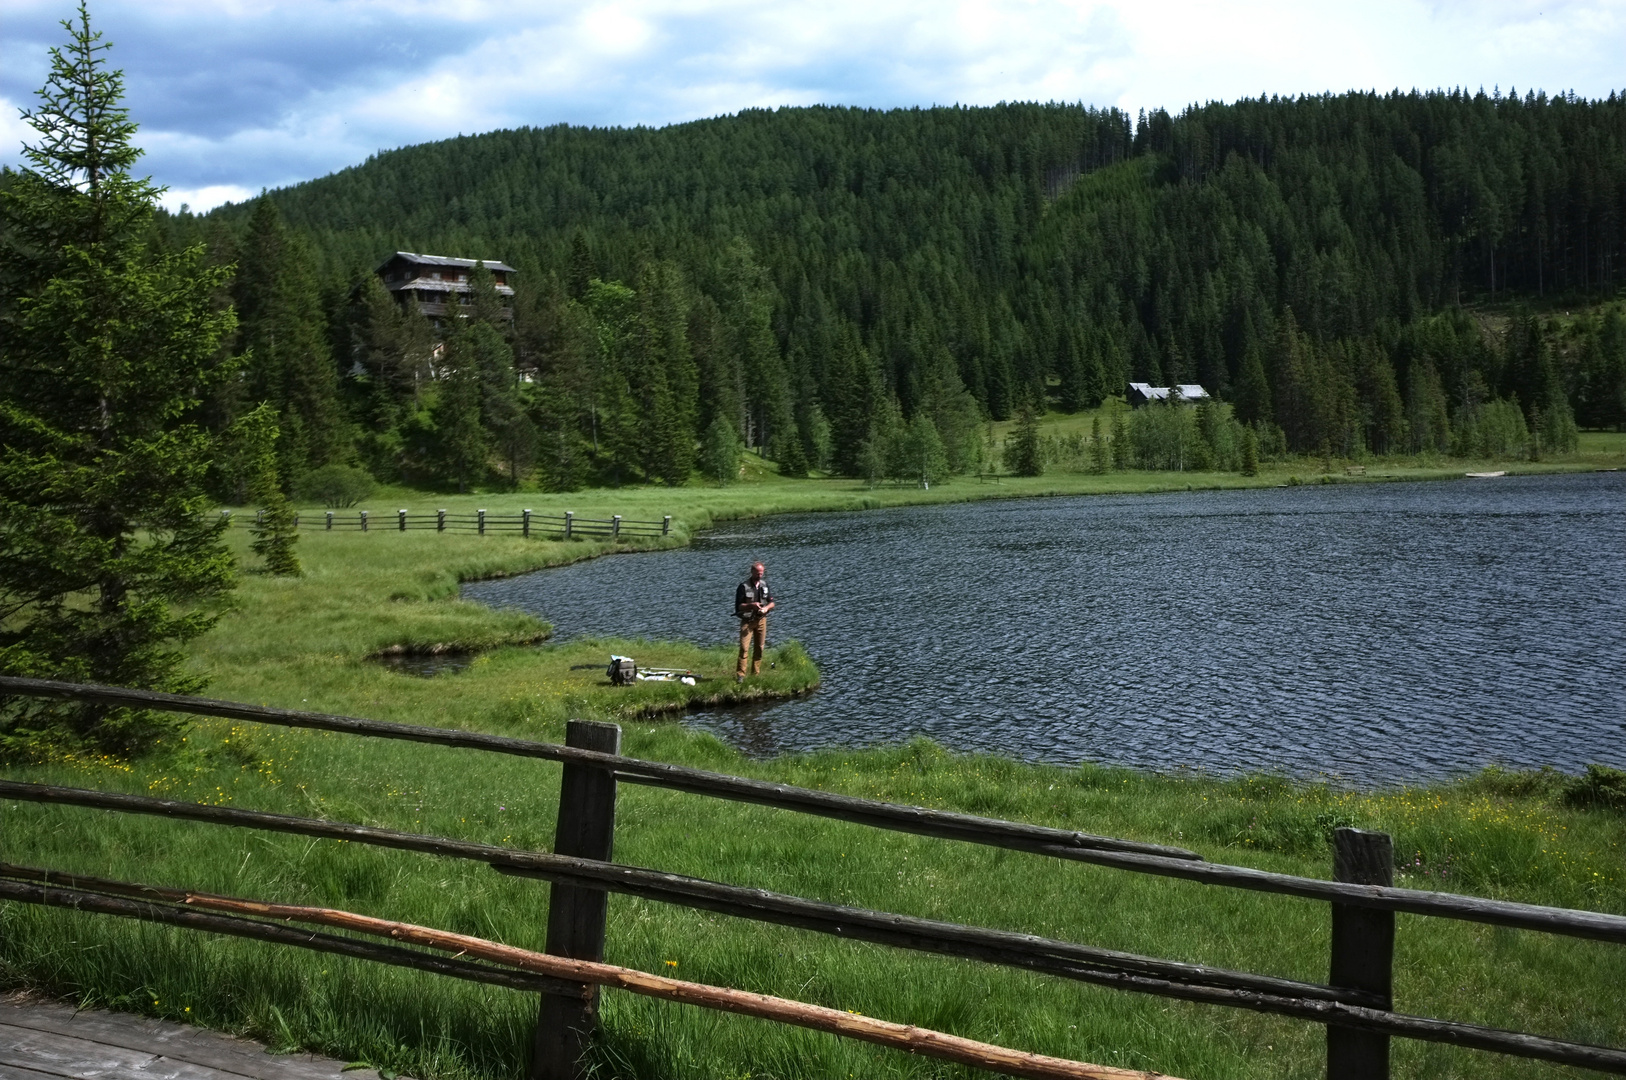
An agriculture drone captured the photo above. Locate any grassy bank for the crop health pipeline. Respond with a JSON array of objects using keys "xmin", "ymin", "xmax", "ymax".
[
  {"xmin": 3, "ymin": 447, "xmax": 1625, "ymax": 1080},
  {"xmin": 3, "ymin": 725, "xmax": 1622, "ymax": 1080}
]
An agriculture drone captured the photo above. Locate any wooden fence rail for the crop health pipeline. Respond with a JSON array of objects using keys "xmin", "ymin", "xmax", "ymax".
[
  {"xmin": 2, "ymin": 677, "xmax": 1618, "ymax": 942},
  {"xmin": 1, "ymin": 678, "xmax": 1623, "ymax": 1080},
  {"xmin": 0, "ymin": 873, "xmax": 1175, "ymax": 1080},
  {"xmin": 223, "ymin": 509, "xmax": 671, "ymax": 539}
]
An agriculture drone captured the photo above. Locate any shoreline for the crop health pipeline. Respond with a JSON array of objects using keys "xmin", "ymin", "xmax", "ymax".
[
  {"xmin": 429, "ymin": 461, "xmax": 1623, "ymax": 792},
  {"xmin": 3, "ymin": 460, "xmax": 1622, "ymax": 1080}
]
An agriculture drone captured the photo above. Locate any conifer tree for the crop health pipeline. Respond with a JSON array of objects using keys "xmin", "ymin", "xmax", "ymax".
[
  {"xmin": 1354, "ymin": 341, "xmax": 1406, "ymax": 455},
  {"xmin": 1088, "ymin": 416, "xmax": 1108, "ymax": 474},
  {"xmin": 1004, "ymin": 397, "xmax": 1044, "ymax": 476},
  {"xmin": 1234, "ymin": 343, "xmax": 1273, "ymax": 428},
  {"xmin": 1405, "ymin": 359, "xmax": 1451, "ymax": 452},
  {"xmin": 824, "ymin": 325, "xmax": 885, "ymax": 475},
  {"xmin": 236, "ymin": 405, "xmax": 300, "ymax": 575},
  {"xmin": 1110, "ymin": 406, "xmax": 1130, "ymax": 470},
  {"xmin": 903, "ymin": 414, "xmax": 948, "ymax": 484},
  {"xmin": 433, "ymin": 316, "xmax": 488, "ymax": 491},
  {"xmin": 701, "ymin": 415, "xmax": 743, "ymax": 485},
  {"xmin": 351, "ymin": 274, "xmax": 432, "ymax": 477},
  {"xmin": 1240, "ymin": 427, "xmax": 1260, "ymax": 476},
  {"xmin": 635, "ymin": 261, "xmax": 698, "ymax": 484},
  {"xmin": 567, "ymin": 230, "xmax": 595, "ymax": 301},
  {"xmin": 234, "ymin": 196, "xmax": 344, "ymax": 485},
  {"xmin": 0, "ymin": 4, "xmax": 238, "ymax": 756},
  {"xmin": 585, "ymin": 278, "xmax": 641, "ymax": 480},
  {"xmin": 919, "ymin": 346, "xmax": 984, "ymax": 473}
]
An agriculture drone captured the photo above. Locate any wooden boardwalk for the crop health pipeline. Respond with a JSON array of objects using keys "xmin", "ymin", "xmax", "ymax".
[{"xmin": 0, "ymin": 997, "xmax": 382, "ymax": 1080}]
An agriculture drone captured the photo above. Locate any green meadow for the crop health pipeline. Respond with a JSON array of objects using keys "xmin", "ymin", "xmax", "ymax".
[{"xmin": 3, "ymin": 451, "xmax": 1625, "ymax": 1080}]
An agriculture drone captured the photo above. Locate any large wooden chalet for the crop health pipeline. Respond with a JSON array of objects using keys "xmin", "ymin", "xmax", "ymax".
[{"xmin": 375, "ymin": 252, "xmax": 516, "ymax": 322}]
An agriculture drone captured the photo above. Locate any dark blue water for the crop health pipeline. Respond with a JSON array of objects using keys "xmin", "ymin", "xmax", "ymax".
[{"xmin": 465, "ymin": 473, "xmax": 1626, "ymax": 785}]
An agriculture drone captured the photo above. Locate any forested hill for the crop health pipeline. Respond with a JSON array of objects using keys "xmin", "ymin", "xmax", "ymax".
[{"xmin": 178, "ymin": 92, "xmax": 1626, "ymax": 489}]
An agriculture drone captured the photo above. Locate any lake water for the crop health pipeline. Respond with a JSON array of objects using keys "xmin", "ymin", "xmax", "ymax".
[{"xmin": 464, "ymin": 473, "xmax": 1626, "ymax": 786}]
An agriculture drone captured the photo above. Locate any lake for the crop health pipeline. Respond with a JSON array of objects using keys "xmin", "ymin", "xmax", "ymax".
[{"xmin": 465, "ymin": 472, "xmax": 1626, "ymax": 786}]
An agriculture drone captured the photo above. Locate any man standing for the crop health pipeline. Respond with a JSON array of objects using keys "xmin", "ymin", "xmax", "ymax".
[{"xmin": 735, "ymin": 561, "xmax": 775, "ymax": 682}]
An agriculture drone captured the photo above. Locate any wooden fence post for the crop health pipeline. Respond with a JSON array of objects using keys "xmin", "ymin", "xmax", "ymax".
[
  {"xmin": 478, "ymin": 509, "xmax": 486, "ymax": 536},
  {"xmin": 437, "ymin": 509, "xmax": 446, "ymax": 533},
  {"xmin": 523, "ymin": 509, "xmax": 532, "ymax": 538},
  {"xmin": 612, "ymin": 515, "xmax": 621, "ymax": 538},
  {"xmin": 662, "ymin": 515, "xmax": 671, "ymax": 536},
  {"xmin": 531, "ymin": 720, "xmax": 621, "ymax": 1080},
  {"xmin": 256, "ymin": 509, "xmax": 264, "ymax": 528},
  {"xmin": 564, "ymin": 511, "xmax": 573, "ymax": 539},
  {"xmin": 1328, "ymin": 828, "xmax": 1394, "ymax": 1080},
  {"xmin": 399, "ymin": 509, "xmax": 407, "ymax": 532},
  {"xmin": 325, "ymin": 511, "xmax": 333, "ymax": 531},
  {"xmin": 360, "ymin": 510, "xmax": 368, "ymax": 532}
]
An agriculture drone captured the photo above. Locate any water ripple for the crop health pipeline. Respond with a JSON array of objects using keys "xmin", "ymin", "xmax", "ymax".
[{"xmin": 464, "ymin": 473, "xmax": 1626, "ymax": 786}]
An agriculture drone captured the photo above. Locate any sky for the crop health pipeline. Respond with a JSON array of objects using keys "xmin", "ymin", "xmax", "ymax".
[{"xmin": 2, "ymin": 0, "xmax": 1624, "ymax": 213}]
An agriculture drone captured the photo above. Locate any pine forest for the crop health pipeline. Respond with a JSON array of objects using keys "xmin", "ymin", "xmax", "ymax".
[{"xmin": 150, "ymin": 92, "xmax": 1626, "ymax": 493}]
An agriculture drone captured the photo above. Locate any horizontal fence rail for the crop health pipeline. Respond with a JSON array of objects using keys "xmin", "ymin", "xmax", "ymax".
[
  {"xmin": 3, "ymin": 783, "xmax": 1624, "ymax": 1074},
  {"xmin": 0, "ymin": 871, "xmax": 1172, "ymax": 1080},
  {"xmin": 3, "ymin": 677, "xmax": 1622, "ymax": 942},
  {"xmin": 0, "ymin": 876, "xmax": 581, "ymax": 998},
  {"xmin": 4, "ymin": 677, "xmax": 1626, "ymax": 1079},
  {"xmin": 0, "ymin": 677, "xmax": 1197, "ymax": 863},
  {"xmin": 221, "ymin": 509, "xmax": 672, "ymax": 538}
]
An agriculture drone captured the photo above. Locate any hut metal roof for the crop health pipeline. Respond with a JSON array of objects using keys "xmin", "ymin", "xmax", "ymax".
[{"xmin": 376, "ymin": 251, "xmax": 518, "ymax": 274}]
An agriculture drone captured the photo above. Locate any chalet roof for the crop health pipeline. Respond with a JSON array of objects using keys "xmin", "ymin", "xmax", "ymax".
[
  {"xmin": 376, "ymin": 251, "xmax": 518, "ymax": 274},
  {"xmin": 1127, "ymin": 382, "xmax": 1211, "ymax": 404}
]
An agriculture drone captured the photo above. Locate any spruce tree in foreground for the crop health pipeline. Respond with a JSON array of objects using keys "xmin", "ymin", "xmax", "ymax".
[
  {"xmin": 0, "ymin": 4, "xmax": 238, "ymax": 757},
  {"xmin": 235, "ymin": 405, "xmax": 301, "ymax": 576}
]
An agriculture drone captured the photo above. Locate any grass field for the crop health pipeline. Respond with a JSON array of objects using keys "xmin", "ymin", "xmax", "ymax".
[{"xmin": 3, "ymin": 443, "xmax": 1625, "ymax": 1080}]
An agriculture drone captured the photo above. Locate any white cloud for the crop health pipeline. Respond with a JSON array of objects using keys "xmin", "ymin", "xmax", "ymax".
[
  {"xmin": 0, "ymin": 96, "xmax": 35, "ymax": 164},
  {"xmin": 1, "ymin": 0, "xmax": 1623, "ymax": 210},
  {"xmin": 157, "ymin": 183, "xmax": 257, "ymax": 213}
]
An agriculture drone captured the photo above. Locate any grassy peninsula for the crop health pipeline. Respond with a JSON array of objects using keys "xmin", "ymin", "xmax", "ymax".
[{"xmin": 4, "ymin": 456, "xmax": 1626, "ymax": 1080}]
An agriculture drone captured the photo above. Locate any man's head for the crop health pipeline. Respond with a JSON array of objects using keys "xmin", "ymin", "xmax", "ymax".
[{"xmin": 750, "ymin": 561, "xmax": 765, "ymax": 581}]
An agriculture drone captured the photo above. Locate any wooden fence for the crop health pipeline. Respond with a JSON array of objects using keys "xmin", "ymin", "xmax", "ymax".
[
  {"xmin": 223, "ymin": 509, "xmax": 672, "ymax": 539},
  {"xmin": 1, "ymin": 675, "xmax": 1623, "ymax": 1080}
]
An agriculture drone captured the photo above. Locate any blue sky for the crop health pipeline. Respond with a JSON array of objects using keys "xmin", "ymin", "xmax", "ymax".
[{"xmin": 3, "ymin": 0, "xmax": 1624, "ymax": 212}]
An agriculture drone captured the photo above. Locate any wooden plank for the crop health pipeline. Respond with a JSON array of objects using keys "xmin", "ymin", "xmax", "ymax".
[
  {"xmin": 0, "ymin": 1001, "xmax": 367, "ymax": 1080},
  {"xmin": 532, "ymin": 720, "xmax": 621, "ymax": 1080},
  {"xmin": 0, "ymin": 1024, "xmax": 224, "ymax": 1080},
  {"xmin": 1327, "ymin": 830, "xmax": 1395, "ymax": 1080},
  {"xmin": 0, "ymin": 1060, "xmax": 68, "ymax": 1080}
]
